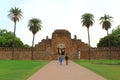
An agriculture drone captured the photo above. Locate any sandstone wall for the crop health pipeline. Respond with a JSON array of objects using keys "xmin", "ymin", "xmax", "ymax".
[
  {"xmin": 0, "ymin": 47, "xmax": 120, "ymax": 60},
  {"xmin": 80, "ymin": 48, "xmax": 120, "ymax": 59}
]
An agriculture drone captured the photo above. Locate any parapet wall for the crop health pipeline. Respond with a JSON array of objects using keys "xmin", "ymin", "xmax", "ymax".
[{"xmin": 0, "ymin": 47, "xmax": 120, "ymax": 60}]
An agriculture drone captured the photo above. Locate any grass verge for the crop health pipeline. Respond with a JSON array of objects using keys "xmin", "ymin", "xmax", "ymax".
[
  {"xmin": 74, "ymin": 60, "xmax": 120, "ymax": 80},
  {"xmin": 0, "ymin": 60, "xmax": 49, "ymax": 80}
]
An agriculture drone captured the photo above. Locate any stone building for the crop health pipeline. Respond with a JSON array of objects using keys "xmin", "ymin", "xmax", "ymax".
[{"xmin": 35, "ymin": 29, "xmax": 88, "ymax": 59}]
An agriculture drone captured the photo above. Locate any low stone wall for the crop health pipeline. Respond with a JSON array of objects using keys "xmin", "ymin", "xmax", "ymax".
[
  {"xmin": 0, "ymin": 48, "xmax": 53, "ymax": 60},
  {"xmin": 80, "ymin": 48, "xmax": 120, "ymax": 59},
  {"xmin": 0, "ymin": 47, "xmax": 120, "ymax": 60},
  {"xmin": 0, "ymin": 48, "xmax": 31, "ymax": 60}
]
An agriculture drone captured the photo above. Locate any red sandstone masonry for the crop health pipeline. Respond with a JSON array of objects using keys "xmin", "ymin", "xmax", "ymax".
[{"xmin": 0, "ymin": 47, "xmax": 120, "ymax": 60}]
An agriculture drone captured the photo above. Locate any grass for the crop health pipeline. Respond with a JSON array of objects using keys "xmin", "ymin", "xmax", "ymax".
[
  {"xmin": 0, "ymin": 60, "xmax": 49, "ymax": 80},
  {"xmin": 74, "ymin": 60, "xmax": 120, "ymax": 80}
]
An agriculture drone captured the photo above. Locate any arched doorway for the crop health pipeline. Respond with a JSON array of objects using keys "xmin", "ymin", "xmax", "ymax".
[{"xmin": 57, "ymin": 43, "xmax": 66, "ymax": 55}]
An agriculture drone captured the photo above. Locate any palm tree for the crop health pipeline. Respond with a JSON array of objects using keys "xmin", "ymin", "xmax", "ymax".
[
  {"xmin": 81, "ymin": 13, "xmax": 94, "ymax": 60},
  {"xmin": 28, "ymin": 18, "xmax": 42, "ymax": 60},
  {"xmin": 99, "ymin": 14, "xmax": 113, "ymax": 59},
  {"xmin": 8, "ymin": 7, "xmax": 23, "ymax": 60}
]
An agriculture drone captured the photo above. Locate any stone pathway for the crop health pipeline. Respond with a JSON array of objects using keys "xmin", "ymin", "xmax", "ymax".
[{"xmin": 28, "ymin": 60, "xmax": 106, "ymax": 80}]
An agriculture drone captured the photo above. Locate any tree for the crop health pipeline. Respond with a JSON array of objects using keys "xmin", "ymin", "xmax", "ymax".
[
  {"xmin": 112, "ymin": 25, "xmax": 120, "ymax": 36},
  {"xmin": 23, "ymin": 44, "xmax": 30, "ymax": 48},
  {"xmin": 97, "ymin": 25, "xmax": 120, "ymax": 47},
  {"xmin": 0, "ymin": 29, "xmax": 30, "ymax": 48},
  {"xmin": 81, "ymin": 13, "xmax": 94, "ymax": 60},
  {"xmin": 28, "ymin": 18, "xmax": 42, "ymax": 60},
  {"xmin": 98, "ymin": 34, "xmax": 120, "ymax": 47},
  {"xmin": 8, "ymin": 7, "xmax": 23, "ymax": 59},
  {"xmin": 99, "ymin": 14, "xmax": 113, "ymax": 59},
  {"xmin": 99, "ymin": 14, "xmax": 113, "ymax": 35}
]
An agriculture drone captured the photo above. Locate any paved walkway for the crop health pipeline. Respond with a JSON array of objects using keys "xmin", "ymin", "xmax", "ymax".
[{"xmin": 28, "ymin": 60, "xmax": 106, "ymax": 80}]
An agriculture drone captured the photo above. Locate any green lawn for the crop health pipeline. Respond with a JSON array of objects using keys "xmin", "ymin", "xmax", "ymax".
[
  {"xmin": 74, "ymin": 60, "xmax": 120, "ymax": 80},
  {"xmin": 0, "ymin": 60, "xmax": 49, "ymax": 80}
]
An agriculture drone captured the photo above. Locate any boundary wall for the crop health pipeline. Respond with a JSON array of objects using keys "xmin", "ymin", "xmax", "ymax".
[{"xmin": 0, "ymin": 47, "xmax": 120, "ymax": 60}]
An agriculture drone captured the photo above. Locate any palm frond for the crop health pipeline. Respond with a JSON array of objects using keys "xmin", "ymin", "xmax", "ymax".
[
  {"xmin": 8, "ymin": 7, "xmax": 23, "ymax": 22},
  {"xmin": 81, "ymin": 13, "xmax": 94, "ymax": 28},
  {"xmin": 99, "ymin": 14, "xmax": 113, "ymax": 31},
  {"xmin": 28, "ymin": 18, "xmax": 42, "ymax": 35}
]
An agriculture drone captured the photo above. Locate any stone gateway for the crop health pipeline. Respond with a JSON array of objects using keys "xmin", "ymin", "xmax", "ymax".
[{"xmin": 35, "ymin": 29, "xmax": 88, "ymax": 60}]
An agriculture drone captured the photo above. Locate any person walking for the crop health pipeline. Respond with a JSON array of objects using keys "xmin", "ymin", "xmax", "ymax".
[
  {"xmin": 65, "ymin": 55, "xmax": 68, "ymax": 65},
  {"xmin": 59, "ymin": 55, "xmax": 63, "ymax": 65}
]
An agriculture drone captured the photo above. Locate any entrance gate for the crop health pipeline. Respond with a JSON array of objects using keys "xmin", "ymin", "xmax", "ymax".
[{"xmin": 57, "ymin": 44, "xmax": 66, "ymax": 55}]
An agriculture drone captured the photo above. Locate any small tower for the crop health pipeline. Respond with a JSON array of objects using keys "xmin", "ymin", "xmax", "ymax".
[{"xmin": 74, "ymin": 35, "xmax": 77, "ymax": 39}]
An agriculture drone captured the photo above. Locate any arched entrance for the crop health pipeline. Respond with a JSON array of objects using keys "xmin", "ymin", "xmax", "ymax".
[{"xmin": 57, "ymin": 43, "xmax": 66, "ymax": 55}]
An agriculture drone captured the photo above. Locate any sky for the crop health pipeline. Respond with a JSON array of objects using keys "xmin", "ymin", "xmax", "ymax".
[{"xmin": 0, "ymin": 0, "xmax": 120, "ymax": 47}]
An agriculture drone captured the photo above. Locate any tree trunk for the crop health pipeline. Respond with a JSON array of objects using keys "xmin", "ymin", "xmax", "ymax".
[
  {"xmin": 12, "ymin": 21, "xmax": 16, "ymax": 60},
  {"xmin": 31, "ymin": 34, "xmax": 35, "ymax": 60},
  {"xmin": 107, "ymin": 30, "xmax": 111, "ymax": 59},
  {"xmin": 87, "ymin": 28, "xmax": 91, "ymax": 60}
]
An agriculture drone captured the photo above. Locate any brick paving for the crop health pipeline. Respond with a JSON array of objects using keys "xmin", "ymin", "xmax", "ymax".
[{"xmin": 28, "ymin": 60, "xmax": 106, "ymax": 80}]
